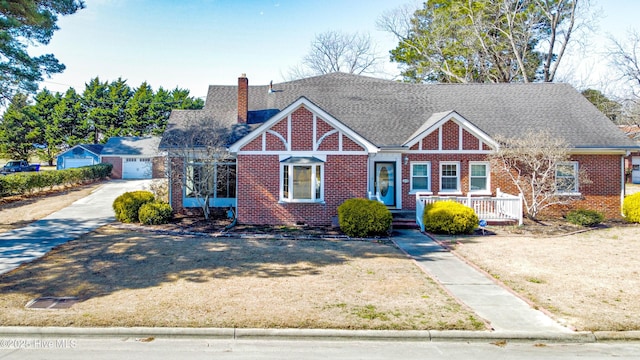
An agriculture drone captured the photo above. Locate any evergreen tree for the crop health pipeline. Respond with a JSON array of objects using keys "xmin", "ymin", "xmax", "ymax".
[
  {"xmin": 103, "ymin": 78, "xmax": 132, "ymax": 137},
  {"xmin": 51, "ymin": 87, "xmax": 88, "ymax": 148},
  {"xmin": 81, "ymin": 77, "xmax": 110, "ymax": 143},
  {"xmin": 171, "ymin": 88, "xmax": 204, "ymax": 110},
  {"xmin": 382, "ymin": 0, "xmax": 583, "ymax": 83},
  {"xmin": 151, "ymin": 87, "xmax": 173, "ymax": 136},
  {"xmin": 0, "ymin": 93, "xmax": 41, "ymax": 159},
  {"xmin": 33, "ymin": 89, "xmax": 62, "ymax": 165},
  {"xmin": 0, "ymin": 0, "xmax": 84, "ymax": 103},
  {"xmin": 125, "ymin": 82, "xmax": 155, "ymax": 136}
]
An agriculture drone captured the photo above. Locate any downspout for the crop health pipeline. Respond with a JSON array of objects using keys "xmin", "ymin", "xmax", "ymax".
[
  {"xmin": 223, "ymin": 150, "xmax": 238, "ymax": 232},
  {"xmin": 224, "ymin": 207, "xmax": 237, "ymax": 231},
  {"xmin": 622, "ymin": 154, "xmax": 628, "ymax": 217},
  {"xmin": 166, "ymin": 152, "xmax": 173, "ymax": 210}
]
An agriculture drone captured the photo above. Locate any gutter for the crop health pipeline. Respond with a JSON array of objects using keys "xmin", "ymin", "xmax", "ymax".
[{"xmin": 622, "ymin": 155, "xmax": 626, "ymax": 217}]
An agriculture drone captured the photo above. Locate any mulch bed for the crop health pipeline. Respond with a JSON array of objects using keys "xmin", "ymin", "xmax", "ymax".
[{"xmin": 149, "ymin": 213, "xmax": 628, "ymax": 239}]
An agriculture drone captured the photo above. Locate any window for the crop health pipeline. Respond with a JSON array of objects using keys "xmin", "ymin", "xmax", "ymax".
[
  {"xmin": 216, "ymin": 164, "xmax": 237, "ymax": 198},
  {"xmin": 185, "ymin": 160, "xmax": 236, "ymax": 199},
  {"xmin": 440, "ymin": 162, "xmax": 460, "ymax": 192},
  {"xmin": 556, "ymin": 161, "xmax": 579, "ymax": 193},
  {"xmin": 411, "ymin": 162, "xmax": 431, "ymax": 192},
  {"xmin": 469, "ymin": 162, "xmax": 490, "ymax": 193},
  {"xmin": 281, "ymin": 157, "xmax": 324, "ymax": 202}
]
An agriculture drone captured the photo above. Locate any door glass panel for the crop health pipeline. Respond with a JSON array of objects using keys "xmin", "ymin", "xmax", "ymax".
[{"xmin": 375, "ymin": 162, "xmax": 395, "ymax": 206}]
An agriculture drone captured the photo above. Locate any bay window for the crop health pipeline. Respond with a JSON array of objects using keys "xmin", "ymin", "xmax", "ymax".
[{"xmin": 281, "ymin": 157, "xmax": 324, "ymax": 202}]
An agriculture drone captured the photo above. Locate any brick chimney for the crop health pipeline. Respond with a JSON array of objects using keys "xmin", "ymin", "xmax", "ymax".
[{"xmin": 237, "ymin": 73, "xmax": 248, "ymax": 123}]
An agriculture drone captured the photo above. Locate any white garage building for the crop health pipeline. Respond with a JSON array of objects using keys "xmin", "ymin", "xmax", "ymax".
[{"xmin": 100, "ymin": 136, "xmax": 164, "ymax": 179}]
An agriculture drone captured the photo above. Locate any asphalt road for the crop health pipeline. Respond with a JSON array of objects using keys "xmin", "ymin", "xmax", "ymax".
[{"xmin": 0, "ymin": 338, "xmax": 639, "ymax": 359}]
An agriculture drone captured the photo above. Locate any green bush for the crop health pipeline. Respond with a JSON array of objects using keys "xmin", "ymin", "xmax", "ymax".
[
  {"xmin": 138, "ymin": 202, "xmax": 173, "ymax": 225},
  {"xmin": 338, "ymin": 198, "xmax": 392, "ymax": 237},
  {"xmin": 423, "ymin": 200, "xmax": 478, "ymax": 235},
  {"xmin": 113, "ymin": 190, "xmax": 155, "ymax": 223},
  {"xmin": 623, "ymin": 193, "xmax": 640, "ymax": 223},
  {"xmin": 0, "ymin": 163, "xmax": 113, "ymax": 198},
  {"xmin": 565, "ymin": 209, "xmax": 604, "ymax": 227}
]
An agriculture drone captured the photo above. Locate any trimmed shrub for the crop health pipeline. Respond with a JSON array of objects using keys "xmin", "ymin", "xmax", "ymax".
[
  {"xmin": 338, "ymin": 198, "xmax": 392, "ymax": 237},
  {"xmin": 565, "ymin": 209, "xmax": 604, "ymax": 227},
  {"xmin": 113, "ymin": 190, "xmax": 155, "ymax": 223},
  {"xmin": 423, "ymin": 200, "xmax": 478, "ymax": 235},
  {"xmin": 623, "ymin": 193, "xmax": 640, "ymax": 223},
  {"xmin": 138, "ymin": 202, "xmax": 173, "ymax": 225},
  {"xmin": 0, "ymin": 163, "xmax": 113, "ymax": 198}
]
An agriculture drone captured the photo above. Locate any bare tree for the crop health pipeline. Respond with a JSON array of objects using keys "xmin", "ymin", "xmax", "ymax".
[
  {"xmin": 605, "ymin": 31, "xmax": 640, "ymax": 128},
  {"xmin": 377, "ymin": 0, "xmax": 589, "ymax": 83},
  {"xmin": 162, "ymin": 115, "xmax": 246, "ymax": 219},
  {"xmin": 287, "ymin": 30, "xmax": 383, "ymax": 80},
  {"xmin": 489, "ymin": 130, "xmax": 590, "ymax": 219}
]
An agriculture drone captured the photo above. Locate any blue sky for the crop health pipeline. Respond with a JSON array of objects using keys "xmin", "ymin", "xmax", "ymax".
[{"xmin": 30, "ymin": 0, "xmax": 640, "ymax": 99}]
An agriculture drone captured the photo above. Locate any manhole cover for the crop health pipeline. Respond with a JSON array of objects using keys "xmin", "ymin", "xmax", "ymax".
[{"xmin": 25, "ymin": 297, "xmax": 79, "ymax": 310}]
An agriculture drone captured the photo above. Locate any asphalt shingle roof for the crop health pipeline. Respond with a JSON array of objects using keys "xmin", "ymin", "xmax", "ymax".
[
  {"xmin": 101, "ymin": 136, "xmax": 161, "ymax": 156},
  {"xmin": 81, "ymin": 144, "xmax": 104, "ymax": 155},
  {"xmin": 163, "ymin": 72, "xmax": 637, "ymax": 149}
]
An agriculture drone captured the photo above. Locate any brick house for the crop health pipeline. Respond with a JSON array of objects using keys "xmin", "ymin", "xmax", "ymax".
[
  {"xmin": 160, "ymin": 73, "xmax": 638, "ymax": 225},
  {"xmin": 620, "ymin": 125, "xmax": 640, "ymax": 183}
]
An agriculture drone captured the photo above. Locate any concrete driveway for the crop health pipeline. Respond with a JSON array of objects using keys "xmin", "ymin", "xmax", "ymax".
[{"xmin": 0, "ymin": 180, "xmax": 153, "ymax": 275}]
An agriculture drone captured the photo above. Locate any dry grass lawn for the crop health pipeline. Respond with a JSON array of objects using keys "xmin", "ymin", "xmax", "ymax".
[
  {"xmin": 3, "ymin": 183, "xmax": 640, "ymax": 331},
  {"xmin": 437, "ymin": 225, "xmax": 640, "ymax": 331},
  {"xmin": 0, "ymin": 182, "xmax": 103, "ymax": 233},
  {"xmin": 0, "ymin": 226, "xmax": 482, "ymax": 330}
]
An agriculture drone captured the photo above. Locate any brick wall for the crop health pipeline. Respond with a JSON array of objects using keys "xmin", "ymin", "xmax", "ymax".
[
  {"xmin": 169, "ymin": 157, "xmax": 185, "ymax": 213},
  {"xmin": 237, "ymin": 154, "xmax": 368, "ymax": 225},
  {"xmin": 152, "ymin": 156, "xmax": 166, "ymax": 178},
  {"xmin": 401, "ymin": 153, "xmax": 489, "ymax": 210},
  {"xmin": 401, "ymin": 153, "xmax": 623, "ymax": 219},
  {"xmin": 422, "ymin": 131, "xmax": 439, "ymax": 150},
  {"xmin": 291, "ymin": 107, "xmax": 314, "ymax": 151},
  {"xmin": 237, "ymin": 75, "xmax": 248, "ymax": 123},
  {"xmin": 441, "ymin": 121, "xmax": 459, "ymax": 150},
  {"xmin": 490, "ymin": 154, "xmax": 624, "ymax": 219},
  {"xmin": 101, "ymin": 157, "xmax": 122, "ymax": 179}
]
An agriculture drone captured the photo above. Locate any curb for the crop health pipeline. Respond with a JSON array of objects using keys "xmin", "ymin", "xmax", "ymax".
[{"xmin": 1, "ymin": 327, "xmax": 637, "ymax": 343}]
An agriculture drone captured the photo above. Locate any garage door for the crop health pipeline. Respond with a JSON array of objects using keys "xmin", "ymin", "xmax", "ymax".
[
  {"xmin": 64, "ymin": 158, "xmax": 94, "ymax": 169},
  {"xmin": 122, "ymin": 157, "xmax": 152, "ymax": 179}
]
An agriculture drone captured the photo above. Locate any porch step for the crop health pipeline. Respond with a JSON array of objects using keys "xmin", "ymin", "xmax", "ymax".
[{"xmin": 391, "ymin": 210, "xmax": 419, "ymax": 229}]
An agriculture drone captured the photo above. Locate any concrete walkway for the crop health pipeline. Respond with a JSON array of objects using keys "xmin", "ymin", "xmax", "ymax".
[
  {"xmin": 0, "ymin": 180, "xmax": 152, "ymax": 275},
  {"xmin": 393, "ymin": 229, "xmax": 571, "ymax": 334}
]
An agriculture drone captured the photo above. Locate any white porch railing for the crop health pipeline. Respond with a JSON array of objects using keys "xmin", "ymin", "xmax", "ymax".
[{"xmin": 415, "ymin": 189, "xmax": 523, "ymax": 232}]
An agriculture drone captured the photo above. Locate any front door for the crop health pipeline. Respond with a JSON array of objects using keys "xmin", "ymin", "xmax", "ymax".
[{"xmin": 374, "ymin": 162, "xmax": 396, "ymax": 207}]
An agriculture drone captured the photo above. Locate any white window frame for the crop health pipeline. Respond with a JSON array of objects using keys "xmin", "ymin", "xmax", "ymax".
[
  {"xmin": 556, "ymin": 161, "xmax": 580, "ymax": 195},
  {"xmin": 410, "ymin": 161, "xmax": 432, "ymax": 194},
  {"xmin": 439, "ymin": 161, "xmax": 461, "ymax": 194},
  {"xmin": 469, "ymin": 161, "xmax": 491, "ymax": 194},
  {"xmin": 280, "ymin": 163, "xmax": 324, "ymax": 203}
]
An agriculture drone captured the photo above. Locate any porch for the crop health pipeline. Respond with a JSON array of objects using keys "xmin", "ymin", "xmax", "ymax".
[{"xmin": 415, "ymin": 189, "xmax": 524, "ymax": 232}]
